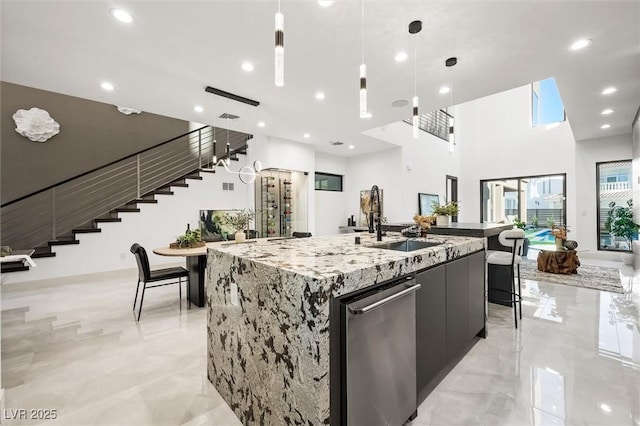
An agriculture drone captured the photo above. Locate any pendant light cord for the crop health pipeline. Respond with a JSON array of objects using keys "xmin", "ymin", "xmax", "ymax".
[
  {"xmin": 361, "ymin": 0, "xmax": 364, "ymax": 64},
  {"xmin": 413, "ymin": 35, "xmax": 417, "ymax": 97}
]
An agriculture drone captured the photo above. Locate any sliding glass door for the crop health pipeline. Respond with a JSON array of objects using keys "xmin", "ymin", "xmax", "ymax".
[{"xmin": 481, "ymin": 174, "xmax": 566, "ymax": 248}]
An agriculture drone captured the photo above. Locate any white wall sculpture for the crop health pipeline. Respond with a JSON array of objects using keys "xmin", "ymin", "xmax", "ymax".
[
  {"xmin": 12, "ymin": 107, "xmax": 60, "ymax": 142},
  {"xmin": 116, "ymin": 106, "xmax": 142, "ymax": 115}
]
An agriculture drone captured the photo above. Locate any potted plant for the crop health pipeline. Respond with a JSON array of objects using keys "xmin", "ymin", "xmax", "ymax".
[
  {"xmin": 513, "ymin": 218, "xmax": 529, "ymax": 256},
  {"xmin": 223, "ymin": 209, "xmax": 256, "ymax": 243},
  {"xmin": 431, "ymin": 201, "xmax": 459, "ymax": 226},
  {"xmin": 412, "ymin": 214, "xmax": 433, "ymax": 237},
  {"xmin": 605, "ymin": 200, "xmax": 639, "ymax": 256},
  {"xmin": 170, "ymin": 226, "xmax": 205, "ymax": 249}
]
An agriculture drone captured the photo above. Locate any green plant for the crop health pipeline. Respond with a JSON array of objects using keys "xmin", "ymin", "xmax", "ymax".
[
  {"xmin": 513, "ymin": 218, "xmax": 526, "ymax": 229},
  {"xmin": 223, "ymin": 209, "xmax": 256, "ymax": 231},
  {"xmin": 176, "ymin": 228, "xmax": 201, "ymax": 245},
  {"xmin": 431, "ymin": 201, "xmax": 459, "ymax": 217},
  {"xmin": 532, "ymin": 215, "xmax": 539, "ymax": 229},
  {"xmin": 546, "ymin": 217, "xmax": 555, "ymax": 229},
  {"xmin": 605, "ymin": 200, "xmax": 639, "ymax": 251}
]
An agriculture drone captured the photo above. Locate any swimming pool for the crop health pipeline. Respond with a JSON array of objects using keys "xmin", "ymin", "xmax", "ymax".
[{"xmin": 530, "ymin": 229, "xmax": 555, "ymax": 242}]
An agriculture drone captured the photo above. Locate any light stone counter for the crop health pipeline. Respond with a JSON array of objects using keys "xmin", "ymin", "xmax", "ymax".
[{"xmin": 205, "ymin": 232, "xmax": 485, "ymax": 425}]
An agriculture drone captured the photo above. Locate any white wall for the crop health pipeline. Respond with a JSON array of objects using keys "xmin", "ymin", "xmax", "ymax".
[
  {"xmin": 456, "ymin": 85, "xmax": 577, "ymax": 235},
  {"xmin": 575, "ymin": 134, "xmax": 632, "ymax": 257},
  {"xmin": 7, "ymin": 159, "xmax": 252, "ymax": 283},
  {"xmin": 314, "ymin": 152, "xmax": 348, "ymax": 236},
  {"xmin": 365, "ymin": 119, "xmax": 461, "ymax": 222},
  {"xmin": 346, "ymin": 147, "xmax": 403, "ymax": 225}
]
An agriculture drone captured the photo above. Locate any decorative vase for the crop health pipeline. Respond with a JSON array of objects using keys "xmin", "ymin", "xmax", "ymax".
[
  {"xmin": 563, "ymin": 240, "xmax": 578, "ymax": 250},
  {"xmin": 235, "ymin": 231, "xmax": 246, "ymax": 243},
  {"xmin": 436, "ymin": 215, "xmax": 450, "ymax": 227},
  {"xmin": 554, "ymin": 237, "xmax": 564, "ymax": 250}
]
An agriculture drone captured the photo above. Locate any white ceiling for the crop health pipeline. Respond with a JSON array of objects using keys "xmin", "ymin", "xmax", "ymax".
[{"xmin": 2, "ymin": 1, "xmax": 638, "ymax": 157}]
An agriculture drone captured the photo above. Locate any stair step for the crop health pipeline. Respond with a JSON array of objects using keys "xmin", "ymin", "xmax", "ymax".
[
  {"xmin": 32, "ymin": 247, "xmax": 56, "ymax": 258},
  {"xmin": 115, "ymin": 207, "xmax": 140, "ymax": 213},
  {"xmin": 1, "ymin": 263, "xmax": 30, "ymax": 273},
  {"xmin": 49, "ymin": 239, "xmax": 80, "ymax": 246},
  {"xmin": 199, "ymin": 168, "xmax": 216, "ymax": 174},
  {"xmin": 95, "ymin": 218, "xmax": 122, "ymax": 223},
  {"xmin": 73, "ymin": 228, "xmax": 102, "ymax": 234},
  {"xmin": 134, "ymin": 199, "xmax": 158, "ymax": 204},
  {"xmin": 184, "ymin": 174, "xmax": 203, "ymax": 180},
  {"xmin": 153, "ymin": 190, "xmax": 174, "ymax": 195},
  {"xmin": 169, "ymin": 182, "xmax": 189, "ymax": 188}
]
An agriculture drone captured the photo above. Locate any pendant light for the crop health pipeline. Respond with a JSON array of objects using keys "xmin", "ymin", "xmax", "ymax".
[
  {"xmin": 226, "ymin": 126, "xmax": 231, "ymax": 166},
  {"xmin": 409, "ymin": 20, "xmax": 422, "ymax": 138},
  {"xmin": 446, "ymin": 57, "xmax": 457, "ymax": 152},
  {"xmin": 359, "ymin": 0, "xmax": 367, "ymax": 118},
  {"xmin": 275, "ymin": 0, "xmax": 284, "ymax": 87}
]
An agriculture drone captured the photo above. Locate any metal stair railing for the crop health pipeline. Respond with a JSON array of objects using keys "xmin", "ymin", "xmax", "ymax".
[
  {"xmin": 403, "ymin": 109, "xmax": 453, "ymax": 141},
  {"xmin": 1, "ymin": 125, "xmax": 251, "ymax": 250}
]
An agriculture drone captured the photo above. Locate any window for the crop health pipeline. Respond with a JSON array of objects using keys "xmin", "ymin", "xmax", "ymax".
[
  {"xmin": 531, "ymin": 78, "xmax": 566, "ymax": 127},
  {"xmin": 481, "ymin": 174, "xmax": 566, "ymax": 250},
  {"xmin": 597, "ymin": 160, "xmax": 633, "ymax": 251},
  {"xmin": 314, "ymin": 172, "xmax": 342, "ymax": 191}
]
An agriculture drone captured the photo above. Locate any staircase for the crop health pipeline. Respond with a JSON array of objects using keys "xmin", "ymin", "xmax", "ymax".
[{"xmin": 1, "ymin": 126, "xmax": 250, "ymax": 274}]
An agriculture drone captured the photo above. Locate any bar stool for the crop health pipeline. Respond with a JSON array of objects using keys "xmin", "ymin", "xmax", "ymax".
[{"xmin": 486, "ymin": 229, "xmax": 525, "ymax": 328}]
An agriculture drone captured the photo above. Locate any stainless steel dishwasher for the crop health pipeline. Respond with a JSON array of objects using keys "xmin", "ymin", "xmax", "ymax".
[{"xmin": 342, "ymin": 275, "xmax": 421, "ymax": 426}]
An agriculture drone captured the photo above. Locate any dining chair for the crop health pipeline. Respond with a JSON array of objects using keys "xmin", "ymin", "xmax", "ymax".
[
  {"xmin": 486, "ymin": 229, "xmax": 525, "ymax": 328},
  {"xmin": 130, "ymin": 243, "xmax": 190, "ymax": 321}
]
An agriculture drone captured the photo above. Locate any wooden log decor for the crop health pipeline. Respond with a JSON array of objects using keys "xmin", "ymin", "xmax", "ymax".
[{"xmin": 537, "ymin": 249, "xmax": 581, "ymax": 274}]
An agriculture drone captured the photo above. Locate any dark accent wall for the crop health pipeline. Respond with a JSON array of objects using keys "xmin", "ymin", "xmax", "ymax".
[{"xmin": 1, "ymin": 82, "xmax": 190, "ymax": 203}]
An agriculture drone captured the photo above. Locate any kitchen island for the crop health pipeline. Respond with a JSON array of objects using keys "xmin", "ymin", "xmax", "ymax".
[{"xmin": 205, "ymin": 232, "xmax": 485, "ymax": 425}]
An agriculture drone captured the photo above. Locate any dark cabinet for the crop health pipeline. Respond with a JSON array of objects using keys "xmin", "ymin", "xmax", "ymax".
[
  {"xmin": 415, "ymin": 250, "xmax": 485, "ymax": 404},
  {"xmin": 468, "ymin": 251, "xmax": 486, "ymax": 339},
  {"xmin": 445, "ymin": 260, "xmax": 468, "ymax": 361},
  {"xmin": 415, "ymin": 264, "xmax": 446, "ymax": 402}
]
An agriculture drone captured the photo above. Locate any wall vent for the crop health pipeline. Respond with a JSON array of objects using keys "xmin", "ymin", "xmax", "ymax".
[
  {"xmin": 222, "ymin": 182, "xmax": 235, "ymax": 191},
  {"xmin": 219, "ymin": 113, "xmax": 240, "ymax": 120},
  {"xmin": 329, "ymin": 141, "xmax": 344, "ymax": 146}
]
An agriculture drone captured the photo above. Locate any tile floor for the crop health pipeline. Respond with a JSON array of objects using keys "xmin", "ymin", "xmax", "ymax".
[{"xmin": 1, "ymin": 257, "xmax": 638, "ymax": 425}]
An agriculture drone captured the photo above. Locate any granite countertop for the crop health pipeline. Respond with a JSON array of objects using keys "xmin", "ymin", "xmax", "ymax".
[{"xmin": 206, "ymin": 231, "xmax": 485, "ymax": 282}]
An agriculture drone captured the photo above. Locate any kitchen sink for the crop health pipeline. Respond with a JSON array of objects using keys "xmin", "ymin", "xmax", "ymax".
[{"xmin": 371, "ymin": 240, "xmax": 442, "ymax": 252}]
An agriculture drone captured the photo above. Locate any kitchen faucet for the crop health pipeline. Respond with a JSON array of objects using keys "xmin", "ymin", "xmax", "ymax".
[{"xmin": 368, "ymin": 185, "xmax": 383, "ymax": 241}]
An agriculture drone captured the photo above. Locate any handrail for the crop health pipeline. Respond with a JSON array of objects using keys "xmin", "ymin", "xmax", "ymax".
[
  {"xmin": 1, "ymin": 126, "xmax": 204, "ymax": 207},
  {"xmin": 2, "ymin": 125, "xmax": 249, "ymax": 208}
]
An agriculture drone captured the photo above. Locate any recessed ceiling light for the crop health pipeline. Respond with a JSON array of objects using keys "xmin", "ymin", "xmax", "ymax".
[
  {"xmin": 601, "ymin": 109, "xmax": 614, "ymax": 115},
  {"xmin": 257, "ymin": 121, "xmax": 266, "ymax": 128},
  {"xmin": 194, "ymin": 105, "xmax": 203, "ymax": 113},
  {"xmin": 349, "ymin": 145, "xmax": 355, "ymax": 150},
  {"xmin": 394, "ymin": 51, "xmax": 408, "ymax": 62},
  {"xmin": 100, "ymin": 81, "xmax": 114, "ymax": 91},
  {"xmin": 570, "ymin": 39, "xmax": 591, "ymax": 50},
  {"xmin": 391, "ymin": 99, "xmax": 409, "ymax": 107},
  {"xmin": 304, "ymin": 133, "xmax": 310, "ymax": 138},
  {"xmin": 111, "ymin": 9, "xmax": 133, "ymax": 23},
  {"xmin": 599, "ymin": 403, "xmax": 612, "ymax": 413},
  {"xmin": 439, "ymin": 86, "xmax": 450, "ymax": 94},
  {"xmin": 601, "ymin": 124, "xmax": 611, "ymax": 129},
  {"xmin": 601, "ymin": 87, "xmax": 617, "ymax": 95},
  {"xmin": 241, "ymin": 62, "xmax": 254, "ymax": 72},
  {"xmin": 318, "ymin": 0, "xmax": 334, "ymax": 6},
  {"xmin": 315, "ymin": 92, "xmax": 326, "ymax": 100}
]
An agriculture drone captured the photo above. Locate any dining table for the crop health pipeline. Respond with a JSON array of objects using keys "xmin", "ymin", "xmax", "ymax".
[{"xmin": 153, "ymin": 239, "xmax": 269, "ymax": 307}]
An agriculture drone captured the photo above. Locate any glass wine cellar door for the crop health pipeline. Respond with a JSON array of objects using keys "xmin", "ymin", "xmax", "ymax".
[{"xmin": 255, "ymin": 168, "xmax": 308, "ymax": 238}]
